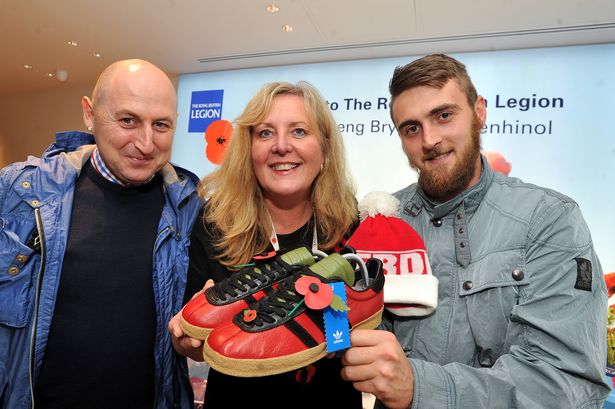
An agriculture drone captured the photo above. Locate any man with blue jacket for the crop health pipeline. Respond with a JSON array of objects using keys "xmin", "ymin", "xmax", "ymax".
[
  {"xmin": 0, "ymin": 59, "xmax": 201, "ymax": 408},
  {"xmin": 341, "ymin": 54, "xmax": 609, "ymax": 408}
]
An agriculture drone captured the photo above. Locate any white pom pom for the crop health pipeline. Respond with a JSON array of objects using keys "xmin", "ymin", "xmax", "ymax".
[{"xmin": 358, "ymin": 191, "xmax": 400, "ymax": 220}]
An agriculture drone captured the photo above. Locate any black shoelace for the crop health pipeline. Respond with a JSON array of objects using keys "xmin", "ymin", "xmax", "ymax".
[
  {"xmin": 213, "ymin": 258, "xmax": 296, "ymax": 301},
  {"xmin": 244, "ymin": 268, "xmax": 318, "ymax": 327}
]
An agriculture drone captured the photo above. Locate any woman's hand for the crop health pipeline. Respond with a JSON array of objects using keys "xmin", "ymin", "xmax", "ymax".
[{"xmin": 168, "ymin": 280, "xmax": 215, "ymax": 362}]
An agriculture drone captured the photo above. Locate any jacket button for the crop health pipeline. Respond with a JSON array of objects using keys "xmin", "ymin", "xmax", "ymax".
[
  {"xmin": 8, "ymin": 266, "xmax": 19, "ymax": 275},
  {"xmin": 31, "ymin": 200, "xmax": 40, "ymax": 206},
  {"xmin": 22, "ymin": 181, "xmax": 31, "ymax": 188},
  {"xmin": 512, "ymin": 269, "xmax": 524, "ymax": 281},
  {"xmin": 431, "ymin": 218, "xmax": 442, "ymax": 227},
  {"xmin": 16, "ymin": 254, "xmax": 27, "ymax": 263},
  {"xmin": 463, "ymin": 280, "xmax": 473, "ymax": 290}
]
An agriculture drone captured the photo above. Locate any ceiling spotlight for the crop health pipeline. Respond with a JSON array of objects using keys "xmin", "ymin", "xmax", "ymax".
[
  {"xmin": 282, "ymin": 24, "xmax": 293, "ymax": 32},
  {"xmin": 24, "ymin": 64, "xmax": 32, "ymax": 69},
  {"xmin": 266, "ymin": 4, "xmax": 279, "ymax": 13},
  {"xmin": 93, "ymin": 52, "xmax": 102, "ymax": 58},
  {"xmin": 46, "ymin": 72, "xmax": 54, "ymax": 78},
  {"xmin": 56, "ymin": 69, "xmax": 69, "ymax": 83},
  {"xmin": 67, "ymin": 40, "xmax": 78, "ymax": 47}
]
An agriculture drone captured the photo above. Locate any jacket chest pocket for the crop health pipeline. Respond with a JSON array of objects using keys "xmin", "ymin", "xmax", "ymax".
[
  {"xmin": 459, "ymin": 250, "xmax": 528, "ymax": 367},
  {"xmin": 0, "ymin": 215, "xmax": 37, "ymax": 328}
]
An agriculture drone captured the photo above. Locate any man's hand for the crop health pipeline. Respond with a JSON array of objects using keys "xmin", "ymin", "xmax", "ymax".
[
  {"xmin": 341, "ymin": 329, "xmax": 414, "ymax": 409},
  {"xmin": 168, "ymin": 279, "xmax": 214, "ymax": 362}
]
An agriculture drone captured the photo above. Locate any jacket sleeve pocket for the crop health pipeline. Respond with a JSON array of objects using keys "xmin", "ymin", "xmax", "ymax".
[{"xmin": 0, "ymin": 227, "xmax": 36, "ymax": 328}]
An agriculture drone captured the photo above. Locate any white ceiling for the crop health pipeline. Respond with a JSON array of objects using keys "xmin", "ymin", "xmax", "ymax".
[{"xmin": 1, "ymin": 0, "xmax": 614, "ymax": 95}]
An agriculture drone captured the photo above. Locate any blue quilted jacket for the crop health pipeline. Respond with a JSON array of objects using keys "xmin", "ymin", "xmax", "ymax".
[{"xmin": 0, "ymin": 131, "xmax": 201, "ymax": 409}]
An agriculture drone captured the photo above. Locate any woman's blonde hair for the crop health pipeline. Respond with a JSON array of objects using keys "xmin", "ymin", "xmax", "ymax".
[{"xmin": 198, "ymin": 81, "xmax": 357, "ymax": 267}]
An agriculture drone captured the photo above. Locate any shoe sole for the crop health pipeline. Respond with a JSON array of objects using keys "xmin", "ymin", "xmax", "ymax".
[
  {"xmin": 202, "ymin": 307, "xmax": 383, "ymax": 377},
  {"xmin": 180, "ymin": 316, "xmax": 214, "ymax": 340}
]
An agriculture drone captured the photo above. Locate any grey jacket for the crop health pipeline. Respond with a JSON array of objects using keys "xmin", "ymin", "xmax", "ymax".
[{"xmin": 378, "ymin": 157, "xmax": 609, "ymax": 409}]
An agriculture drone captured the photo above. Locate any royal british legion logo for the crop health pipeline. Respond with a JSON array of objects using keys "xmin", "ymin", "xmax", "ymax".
[{"xmin": 188, "ymin": 89, "xmax": 224, "ymax": 133}]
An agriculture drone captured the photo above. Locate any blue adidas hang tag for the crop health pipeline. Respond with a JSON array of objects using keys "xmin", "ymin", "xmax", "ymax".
[{"xmin": 324, "ymin": 282, "xmax": 351, "ymax": 353}]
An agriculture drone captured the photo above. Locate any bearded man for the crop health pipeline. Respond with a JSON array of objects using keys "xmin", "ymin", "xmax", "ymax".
[{"xmin": 341, "ymin": 54, "xmax": 609, "ymax": 409}]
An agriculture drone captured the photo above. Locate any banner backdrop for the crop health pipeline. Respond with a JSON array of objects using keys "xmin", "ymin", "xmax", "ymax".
[{"xmin": 172, "ymin": 43, "xmax": 615, "ymax": 275}]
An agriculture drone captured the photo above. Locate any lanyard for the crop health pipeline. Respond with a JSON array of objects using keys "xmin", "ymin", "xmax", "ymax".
[{"xmin": 269, "ymin": 213, "xmax": 318, "ymax": 252}]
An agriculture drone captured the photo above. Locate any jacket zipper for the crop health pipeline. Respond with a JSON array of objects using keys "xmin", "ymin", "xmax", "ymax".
[
  {"xmin": 155, "ymin": 225, "xmax": 172, "ymax": 248},
  {"xmin": 28, "ymin": 208, "xmax": 46, "ymax": 409}
]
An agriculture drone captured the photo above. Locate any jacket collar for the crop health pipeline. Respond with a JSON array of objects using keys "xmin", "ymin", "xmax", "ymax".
[
  {"xmin": 405, "ymin": 155, "xmax": 494, "ymax": 220},
  {"xmin": 44, "ymin": 131, "xmax": 96, "ymax": 157},
  {"xmin": 159, "ymin": 162, "xmax": 200, "ymax": 209}
]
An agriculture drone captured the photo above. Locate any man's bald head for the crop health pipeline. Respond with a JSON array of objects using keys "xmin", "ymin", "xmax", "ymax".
[
  {"xmin": 81, "ymin": 59, "xmax": 179, "ymax": 185},
  {"xmin": 91, "ymin": 59, "xmax": 177, "ymax": 110}
]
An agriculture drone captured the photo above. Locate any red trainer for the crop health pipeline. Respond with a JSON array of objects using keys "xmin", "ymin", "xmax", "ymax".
[
  {"xmin": 202, "ymin": 253, "xmax": 384, "ymax": 377},
  {"xmin": 180, "ymin": 247, "xmax": 324, "ymax": 340}
]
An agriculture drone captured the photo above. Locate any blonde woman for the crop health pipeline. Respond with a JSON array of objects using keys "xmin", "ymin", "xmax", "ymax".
[{"xmin": 171, "ymin": 81, "xmax": 361, "ymax": 408}]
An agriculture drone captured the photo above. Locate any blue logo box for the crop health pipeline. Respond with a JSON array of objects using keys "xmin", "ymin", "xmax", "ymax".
[{"xmin": 188, "ymin": 90, "xmax": 224, "ymax": 133}]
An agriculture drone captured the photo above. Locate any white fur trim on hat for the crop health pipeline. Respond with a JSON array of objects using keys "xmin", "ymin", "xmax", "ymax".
[
  {"xmin": 384, "ymin": 274, "xmax": 439, "ymax": 317},
  {"xmin": 358, "ymin": 191, "xmax": 400, "ymax": 220}
]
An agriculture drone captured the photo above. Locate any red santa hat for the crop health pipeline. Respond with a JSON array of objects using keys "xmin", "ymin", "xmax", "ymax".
[{"xmin": 347, "ymin": 191, "xmax": 438, "ymax": 317}]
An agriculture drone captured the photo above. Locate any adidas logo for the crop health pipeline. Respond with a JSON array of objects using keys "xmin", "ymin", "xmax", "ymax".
[{"xmin": 332, "ymin": 330, "xmax": 344, "ymax": 344}]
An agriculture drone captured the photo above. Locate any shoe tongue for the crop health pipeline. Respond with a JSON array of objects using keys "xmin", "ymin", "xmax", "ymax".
[
  {"xmin": 250, "ymin": 247, "xmax": 314, "ymax": 277},
  {"xmin": 309, "ymin": 253, "xmax": 354, "ymax": 286},
  {"xmin": 280, "ymin": 247, "xmax": 315, "ymax": 266},
  {"xmin": 246, "ymin": 247, "xmax": 314, "ymax": 278}
]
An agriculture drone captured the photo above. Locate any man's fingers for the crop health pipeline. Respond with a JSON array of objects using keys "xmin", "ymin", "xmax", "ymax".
[
  {"xmin": 342, "ymin": 329, "xmax": 401, "ymax": 366},
  {"xmin": 350, "ymin": 328, "xmax": 398, "ymax": 346},
  {"xmin": 341, "ymin": 361, "xmax": 374, "ymax": 383},
  {"xmin": 350, "ymin": 379, "xmax": 377, "ymax": 395},
  {"xmin": 342, "ymin": 345, "xmax": 378, "ymax": 366}
]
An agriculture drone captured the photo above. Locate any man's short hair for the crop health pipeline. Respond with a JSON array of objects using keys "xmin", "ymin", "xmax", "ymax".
[{"xmin": 389, "ymin": 54, "xmax": 478, "ymax": 117}]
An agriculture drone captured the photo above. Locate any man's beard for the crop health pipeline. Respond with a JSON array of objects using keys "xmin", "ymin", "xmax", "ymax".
[{"xmin": 409, "ymin": 115, "xmax": 482, "ymax": 201}]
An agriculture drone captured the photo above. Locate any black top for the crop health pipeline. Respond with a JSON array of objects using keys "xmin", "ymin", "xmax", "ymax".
[
  {"xmin": 35, "ymin": 161, "xmax": 164, "ymax": 409},
  {"xmin": 185, "ymin": 209, "xmax": 362, "ymax": 409}
]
